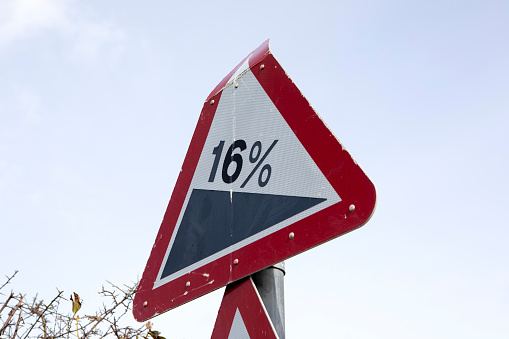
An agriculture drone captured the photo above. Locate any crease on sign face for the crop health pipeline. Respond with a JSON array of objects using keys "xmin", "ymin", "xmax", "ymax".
[
  {"xmin": 230, "ymin": 66, "xmax": 237, "ymax": 249},
  {"xmin": 153, "ymin": 68, "xmax": 341, "ymax": 290},
  {"xmin": 232, "ymin": 75, "xmax": 238, "ymax": 142},
  {"xmin": 227, "ymin": 54, "xmax": 252, "ymax": 88}
]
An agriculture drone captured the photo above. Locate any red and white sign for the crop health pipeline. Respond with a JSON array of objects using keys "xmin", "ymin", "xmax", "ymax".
[
  {"xmin": 210, "ymin": 277, "xmax": 278, "ymax": 339},
  {"xmin": 133, "ymin": 40, "xmax": 376, "ymax": 321}
]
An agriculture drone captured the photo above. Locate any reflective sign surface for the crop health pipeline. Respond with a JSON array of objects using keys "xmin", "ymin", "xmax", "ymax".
[{"xmin": 133, "ymin": 40, "xmax": 376, "ymax": 321}]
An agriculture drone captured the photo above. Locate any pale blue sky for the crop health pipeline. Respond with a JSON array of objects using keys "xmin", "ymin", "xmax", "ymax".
[{"xmin": 1, "ymin": 1, "xmax": 508, "ymax": 338}]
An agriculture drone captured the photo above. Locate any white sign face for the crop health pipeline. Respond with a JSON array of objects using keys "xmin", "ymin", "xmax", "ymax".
[
  {"xmin": 228, "ymin": 309, "xmax": 250, "ymax": 339},
  {"xmin": 154, "ymin": 69, "xmax": 341, "ymax": 288}
]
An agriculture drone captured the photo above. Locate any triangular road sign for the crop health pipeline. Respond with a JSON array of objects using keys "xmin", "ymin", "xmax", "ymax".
[
  {"xmin": 210, "ymin": 277, "xmax": 278, "ymax": 339},
  {"xmin": 133, "ymin": 40, "xmax": 376, "ymax": 321}
]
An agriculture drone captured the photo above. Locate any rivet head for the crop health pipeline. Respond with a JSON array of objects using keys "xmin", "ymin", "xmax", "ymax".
[
  {"xmin": 233, "ymin": 259, "xmax": 239, "ymax": 265},
  {"xmin": 210, "ymin": 99, "xmax": 215, "ymax": 105},
  {"xmin": 260, "ymin": 64, "xmax": 265, "ymax": 70},
  {"xmin": 143, "ymin": 301, "xmax": 148, "ymax": 307},
  {"xmin": 234, "ymin": 82, "xmax": 239, "ymax": 88},
  {"xmin": 289, "ymin": 232, "xmax": 294, "ymax": 239},
  {"xmin": 186, "ymin": 281, "xmax": 190, "ymax": 287},
  {"xmin": 349, "ymin": 204, "xmax": 355, "ymax": 212}
]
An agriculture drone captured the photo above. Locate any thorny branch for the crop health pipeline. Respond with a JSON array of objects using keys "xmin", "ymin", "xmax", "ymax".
[
  {"xmin": 0, "ymin": 272, "xmax": 159, "ymax": 339},
  {"xmin": 0, "ymin": 295, "xmax": 24, "ymax": 335},
  {"xmin": 0, "ymin": 271, "xmax": 18, "ymax": 292},
  {"xmin": 21, "ymin": 291, "xmax": 61, "ymax": 339}
]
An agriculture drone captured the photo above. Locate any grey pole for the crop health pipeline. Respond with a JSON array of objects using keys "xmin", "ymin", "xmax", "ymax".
[{"xmin": 251, "ymin": 261, "xmax": 285, "ymax": 339}]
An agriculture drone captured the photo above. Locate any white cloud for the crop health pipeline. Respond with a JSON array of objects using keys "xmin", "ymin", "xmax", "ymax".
[
  {"xmin": 0, "ymin": 0, "xmax": 127, "ymax": 61},
  {"xmin": 67, "ymin": 19, "xmax": 126, "ymax": 61},
  {"xmin": 0, "ymin": 0, "xmax": 68, "ymax": 45},
  {"xmin": 14, "ymin": 85, "xmax": 43, "ymax": 123}
]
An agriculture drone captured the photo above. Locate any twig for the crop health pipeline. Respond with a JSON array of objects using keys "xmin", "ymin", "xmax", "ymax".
[
  {"xmin": 42, "ymin": 314, "xmax": 47, "ymax": 339},
  {"xmin": 81, "ymin": 293, "xmax": 129, "ymax": 339},
  {"xmin": 76, "ymin": 315, "xmax": 80, "ymax": 339},
  {"xmin": 22, "ymin": 291, "xmax": 62, "ymax": 339},
  {"xmin": 13, "ymin": 310, "xmax": 23, "ymax": 339},
  {"xmin": 0, "ymin": 271, "xmax": 18, "ymax": 292},
  {"xmin": 0, "ymin": 292, "xmax": 14, "ymax": 315},
  {"xmin": 0, "ymin": 294, "xmax": 24, "ymax": 335}
]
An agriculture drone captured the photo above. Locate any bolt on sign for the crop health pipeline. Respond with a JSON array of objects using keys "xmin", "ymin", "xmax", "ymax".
[{"xmin": 133, "ymin": 40, "xmax": 376, "ymax": 321}]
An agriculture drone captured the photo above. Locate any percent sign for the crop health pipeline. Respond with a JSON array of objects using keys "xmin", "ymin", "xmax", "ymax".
[{"xmin": 208, "ymin": 139, "xmax": 278, "ymax": 187}]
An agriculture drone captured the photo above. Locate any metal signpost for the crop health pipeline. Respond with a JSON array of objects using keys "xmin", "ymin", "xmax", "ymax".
[
  {"xmin": 133, "ymin": 40, "xmax": 376, "ymax": 338},
  {"xmin": 251, "ymin": 263, "xmax": 286, "ymax": 338}
]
